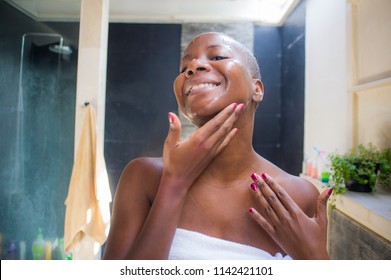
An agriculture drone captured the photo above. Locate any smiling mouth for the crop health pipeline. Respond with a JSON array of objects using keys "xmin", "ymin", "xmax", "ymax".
[{"xmin": 187, "ymin": 83, "xmax": 221, "ymax": 96}]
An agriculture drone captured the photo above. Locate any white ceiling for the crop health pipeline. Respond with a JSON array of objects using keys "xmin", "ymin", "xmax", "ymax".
[{"xmin": 5, "ymin": 0, "xmax": 300, "ymax": 26}]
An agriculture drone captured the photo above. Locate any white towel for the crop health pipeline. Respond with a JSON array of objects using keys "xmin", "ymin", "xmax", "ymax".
[
  {"xmin": 168, "ymin": 228, "xmax": 292, "ymax": 260},
  {"xmin": 64, "ymin": 105, "xmax": 112, "ymax": 259}
]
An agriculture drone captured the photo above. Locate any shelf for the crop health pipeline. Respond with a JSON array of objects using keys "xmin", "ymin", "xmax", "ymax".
[{"xmin": 301, "ymin": 174, "xmax": 391, "ymax": 242}]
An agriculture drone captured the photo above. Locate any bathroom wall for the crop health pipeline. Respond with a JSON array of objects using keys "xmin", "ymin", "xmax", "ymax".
[
  {"xmin": 0, "ymin": 1, "xmax": 78, "ymax": 259},
  {"xmin": 280, "ymin": 0, "xmax": 306, "ymax": 175},
  {"xmin": 104, "ymin": 23, "xmax": 181, "ymax": 194},
  {"xmin": 254, "ymin": 0, "xmax": 306, "ymax": 175},
  {"xmin": 305, "ymin": 0, "xmax": 350, "ymax": 156}
]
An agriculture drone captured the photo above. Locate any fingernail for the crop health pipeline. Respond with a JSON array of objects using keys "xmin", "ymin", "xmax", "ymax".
[
  {"xmin": 233, "ymin": 103, "xmax": 238, "ymax": 109},
  {"xmin": 168, "ymin": 112, "xmax": 174, "ymax": 123},
  {"xmin": 251, "ymin": 173, "xmax": 259, "ymax": 181},
  {"xmin": 249, "ymin": 208, "xmax": 254, "ymax": 214},
  {"xmin": 239, "ymin": 103, "xmax": 246, "ymax": 111},
  {"xmin": 261, "ymin": 173, "xmax": 269, "ymax": 181},
  {"xmin": 328, "ymin": 188, "xmax": 333, "ymax": 196},
  {"xmin": 250, "ymin": 183, "xmax": 258, "ymax": 191}
]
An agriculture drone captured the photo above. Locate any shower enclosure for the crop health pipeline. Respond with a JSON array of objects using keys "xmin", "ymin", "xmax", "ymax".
[{"xmin": 0, "ymin": 33, "xmax": 76, "ymax": 259}]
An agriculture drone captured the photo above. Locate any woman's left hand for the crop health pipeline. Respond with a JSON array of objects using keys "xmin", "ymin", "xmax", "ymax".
[{"xmin": 248, "ymin": 173, "xmax": 332, "ymax": 260}]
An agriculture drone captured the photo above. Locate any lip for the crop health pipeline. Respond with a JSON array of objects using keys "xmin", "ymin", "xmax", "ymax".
[{"xmin": 184, "ymin": 80, "xmax": 221, "ymax": 96}]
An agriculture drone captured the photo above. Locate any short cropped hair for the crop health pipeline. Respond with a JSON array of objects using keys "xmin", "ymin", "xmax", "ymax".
[{"xmin": 234, "ymin": 40, "xmax": 262, "ymax": 80}]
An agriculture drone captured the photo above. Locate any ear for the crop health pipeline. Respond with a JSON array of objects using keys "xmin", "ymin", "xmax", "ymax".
[{"xmin": 252, "ymin": 79, "xmax": 264, "ymax": 103}]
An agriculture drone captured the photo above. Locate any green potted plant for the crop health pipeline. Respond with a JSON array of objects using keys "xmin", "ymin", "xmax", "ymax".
[{"xmin": 327, "ymin": 143, "xmax": 391, "ymax": 198}]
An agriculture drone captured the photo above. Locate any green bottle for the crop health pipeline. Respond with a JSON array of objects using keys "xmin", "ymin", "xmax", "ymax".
[{"xmin": 32, "ymin": 228, "xmax": 45, "ymax": 260}]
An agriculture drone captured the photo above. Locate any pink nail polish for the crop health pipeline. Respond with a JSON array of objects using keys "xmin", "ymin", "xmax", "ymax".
[
  {"xmin": 233, "ymin": 103, "xmax": 238, "ymax": 109},
  {"xmin": 251, "ymin": 173, "xmax": 259, "ymax": 181},
  {"xmin": 250, "ymin": 183, "xmax": 258, "ymax": 191},
  {"xmin": 239, "ymin": 103, "xmax": 246, "ymax": 111},
  {"xmin": 168, "ymin": 112, "xmax": 174, "ymax": 123},
  {"xmin": 249, "ymin": 208, "xmax": 254, "ymax": 214},
  {"xmin": 261, "ymin": 173, "xmax": 269, "ymax": 181},
  {"xmin": 328, "ymin": 188, "xmax": 333, "ymax": 196}
]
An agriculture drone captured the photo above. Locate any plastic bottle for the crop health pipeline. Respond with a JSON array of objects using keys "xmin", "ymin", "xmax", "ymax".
[
  {"xmin": 306, "ymin": 158, "xmax": 313, "ymax": 176},
  {"xmin": 320, "ymin": 152, "xmax": 331, "ymax": 183},
  {"xmin": 66, "ymin": 252, "xmax": 72, "ymax": 260},
  {"xmin": 32, "ymin": 228, "xmax": 45, "ymax": 260},
  {"xmin": 0, "ymin": 232, "xmax": 3, "ymax": 258},
  {"xmin": 5, "ymin": 240, "xmax": 17, "ymax": 260},
  {"xmin": 45, "ymin": 241, "xmax": 52, "ymax": 260},
  {"xmin": 19, "ymin": 240, "xmax": 26, "ymax": 260},
  {"xmin": 302, "ymin": 154, "xmax": 308, "ymax": 175},
  {"xmin": 311, "ymin": 147, "xmax": 320, "ymax": 179}
]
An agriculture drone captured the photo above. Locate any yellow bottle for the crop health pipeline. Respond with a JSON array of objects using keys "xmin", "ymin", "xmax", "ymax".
[
  {"xmin": 32, "ymin": 228, "xmax": 45, "ymax": 260},
  {"xmin": 45, "ymin": 241, "xmax": 52, "ymax": 260}
]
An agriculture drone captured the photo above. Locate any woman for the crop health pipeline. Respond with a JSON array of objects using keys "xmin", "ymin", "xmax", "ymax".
[{"xmin": 103, "ymin": 32, "xmax": 331, "ymax": 260}]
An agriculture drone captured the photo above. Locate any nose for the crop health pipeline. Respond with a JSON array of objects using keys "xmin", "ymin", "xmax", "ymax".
[{"xmin": 185, "ymin": 58, "xmax": 211, "ymax": 78}]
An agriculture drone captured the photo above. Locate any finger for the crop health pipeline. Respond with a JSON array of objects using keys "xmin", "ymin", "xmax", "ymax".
[
  {"xmin": 197, "ymin": 102, "xmax": 242, "ymax": 140},
  {"xmin": 191, "ymin": 103, "xmax": 243, "ymax": 155},
  {"xmin": 315, "ymin": 188, "xmax": 333, "ymax": 220},
  {"xmin": 249, "ymin": 182, "xmax": 279, "ymax": 225},
  {"xmin": 250, "ymin": 173, "xmax": 290, "ymax": 221},
  {"xmin": 251, "ymin": 173, "xmax": 297, "ymax": 222},
  {"xmin": 215, "ymin": 127, "xmax": 239, "ymax": 154},
  {"xmin": 256, "ymin": 173, "xmax": 300, "ymax": 215},
  {"xmin": 200, "ymin": 103, "xmax": 244, "ymax": 153},
  {"xmin": 248, "ymin": 207, "xmax": 275, "ymax": 236},
  {"xmin": 164, "ymin": 112, "xmax": 181, "ymax": 149}
]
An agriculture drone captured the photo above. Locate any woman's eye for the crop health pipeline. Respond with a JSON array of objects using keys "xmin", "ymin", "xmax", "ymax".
[
  {"xmin": 211, "ymin": 56, "xmax": 227, "ymax": 61},
  {"xmin": 180, "ymin": 67, "xmax": 187, "ymax": 73}
]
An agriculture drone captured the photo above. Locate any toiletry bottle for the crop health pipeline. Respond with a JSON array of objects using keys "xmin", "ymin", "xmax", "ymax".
[
  {"xmin": 306, "ymin": 158, "xmax": 312, "ymax": 176},
  {"xmin": 0, "ymin": 232, "xmax": 3, "ymax": 258},
  {"xmin": 45, "ymin": 240, "xmax": 52, "ymax": 260},
  {"xmin": 19, "ymin": 240, "xmax": 26, "ymax": 260},
  {"xmin": 53, "ymin": 238, "xmax": 66, "ymax": 260},
  {"xmin": 32, "ymin": 228, "xmax": 45, "ymax": 260},
  {"xmin": 311, "ymin": 147, "xmax": 320, "ymax": 179},
  {"xmin": 5, "ymin": 240, "xmax": 17, "ymax": 260}
]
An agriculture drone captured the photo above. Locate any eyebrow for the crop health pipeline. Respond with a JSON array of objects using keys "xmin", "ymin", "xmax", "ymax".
[{"xmin": 181, "ymin": 44, "xmax": 225, "ymax": 61}]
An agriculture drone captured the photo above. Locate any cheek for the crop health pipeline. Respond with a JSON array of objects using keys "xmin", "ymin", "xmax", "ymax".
[
  {"xmin": 225, "ymin": 61, "xmax": 253, "ymax": 94},
  {"xmin": 173, "ymin": 76, "xmax": 185, "ymax": 108}
]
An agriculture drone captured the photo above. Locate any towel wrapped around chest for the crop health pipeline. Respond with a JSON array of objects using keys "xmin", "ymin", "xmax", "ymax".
[{"xmin": 168, "ymin": 228, "xmax": 292, "ymax": 260}]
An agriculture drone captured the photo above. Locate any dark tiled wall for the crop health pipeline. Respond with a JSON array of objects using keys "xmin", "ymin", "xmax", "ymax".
[
  {"xmin": 280, "ymin": 0, "xmax": 306, "ymax": 175},
  {"xmin": 254, "ymin": 0, "xmax": 306, "ymax": 175},
  {"xmin": 253, "ymin": 26, "xmax": 283, "ymax": 166},
  {"xmin": 104, "ymin": 24, "xmax": 181, "ymax": 193}
]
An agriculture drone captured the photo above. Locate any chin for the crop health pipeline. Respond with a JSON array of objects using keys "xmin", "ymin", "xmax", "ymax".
[
  {"xmin": 181, "ymin": 110, "xmax": 214, "ymax": 127},
  {"xmin": 188, "ymin": 95, "xmax": 230, "ymax": 115},
  {"xmin": 181, "ymin": 105, "xmax": 217, "ymax": 127}
]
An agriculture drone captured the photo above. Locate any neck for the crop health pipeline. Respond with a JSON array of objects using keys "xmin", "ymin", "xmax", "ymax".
[{"xmin": 198, "ymin": 112, "xmax": 261, "ymax": 184}]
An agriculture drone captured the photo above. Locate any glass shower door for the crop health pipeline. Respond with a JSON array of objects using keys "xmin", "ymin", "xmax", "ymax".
[{"xmin": 1, "ymin": 33, "xmax": 76, "ymax": 260}]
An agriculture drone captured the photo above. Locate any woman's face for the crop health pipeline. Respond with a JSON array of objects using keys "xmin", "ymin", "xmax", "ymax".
[{"xmin": 173, "ymin": 33, "xmax": 259, "ymax": 127}]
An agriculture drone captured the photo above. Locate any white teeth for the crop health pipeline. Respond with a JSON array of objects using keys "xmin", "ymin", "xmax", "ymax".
[{"xmin": 189, "ymin": 83, "xmax": 217, "ymax": 93}]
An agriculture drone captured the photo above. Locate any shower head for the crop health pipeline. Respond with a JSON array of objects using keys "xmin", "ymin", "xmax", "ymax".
[{"xmin": 49, "ymin": 44, "xmax": 73, "ymax": 55}]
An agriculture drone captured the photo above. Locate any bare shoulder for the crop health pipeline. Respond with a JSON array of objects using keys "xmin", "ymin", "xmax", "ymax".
[
  {"xmin": 261, "ymin": 157, "xmax": 319, "ymax": 217},
  {"xmin": 117, "ymin": 157, "xmax": 163, "ymax": 201},
  {"xmin": 104, "ymin": 157, "xmax": 163, "ymax": 259},
  {"xmin": 278, "ymin": 172, "xmax": 320, "ymax": 217}
]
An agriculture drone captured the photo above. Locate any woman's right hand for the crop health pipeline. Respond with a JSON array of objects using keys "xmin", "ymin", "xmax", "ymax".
[{"xmin": 162, "ymin": 102, "xmax": 245, "ymax": 193}]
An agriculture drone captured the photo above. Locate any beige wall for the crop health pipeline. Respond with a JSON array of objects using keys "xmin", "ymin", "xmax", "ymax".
[
  {"xmin": 305, "ymin": 0, "xmax": 351, "ymax": 156},
  {"xmin": 305, "ymin": 0, "xmax": 391, "ymax": 158},
  {"xmin": 352, "ymin": 0, "xmax": 391, "ymax": 150}
]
